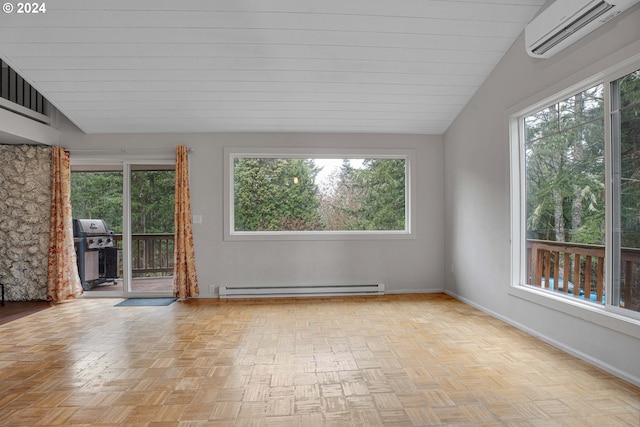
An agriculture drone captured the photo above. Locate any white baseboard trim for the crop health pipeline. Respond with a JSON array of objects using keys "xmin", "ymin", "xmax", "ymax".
[{"xmin": 444, "ymin": 290, "xmax": 640, "ymax": 388}]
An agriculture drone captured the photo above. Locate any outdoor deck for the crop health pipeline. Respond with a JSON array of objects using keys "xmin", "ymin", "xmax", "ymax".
[
  {"xmin": 83, "ymin": 233, "xmax": 174, "ymax": 294},
  {"xmin": 527, "ymin": 239, "xmax": 640, "ymax": 310},
  {"xmin": 85, "ymin": 276, "xmax": 174, "ymax": 294}
]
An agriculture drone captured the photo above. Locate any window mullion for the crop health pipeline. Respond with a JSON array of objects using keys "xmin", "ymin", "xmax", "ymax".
[{"xmin": 605, "ymin": 78, "xmax": 618, "ymax": 308}]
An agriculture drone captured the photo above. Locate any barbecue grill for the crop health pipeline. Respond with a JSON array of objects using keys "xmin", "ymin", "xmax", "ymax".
[{"xmin": 73, "ymin": 219, "xmax": 116, "ymax": 290}]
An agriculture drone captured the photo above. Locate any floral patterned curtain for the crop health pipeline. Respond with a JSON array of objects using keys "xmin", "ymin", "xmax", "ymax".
[
  {"xmin": 47, "ymin": 147, "xmax": 83, "ymax": 301},
  {"xmin": 173, "ymin": 145, "xmax": 199, "ymax": 298}
]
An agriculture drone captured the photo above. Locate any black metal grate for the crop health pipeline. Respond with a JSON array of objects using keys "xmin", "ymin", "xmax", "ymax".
[{"xmin": 0, "ymin": 58, "xmax": 48, "ymax": 116}]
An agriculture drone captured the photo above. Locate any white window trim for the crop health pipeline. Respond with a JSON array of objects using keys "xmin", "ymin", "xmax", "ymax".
[
  {"xmin": 223, "ymin": 147, "xmax": 416, "ymax": 241},
  {"xmin": 508, "ymin": 54, "xmax": 640, "ymax": 337}
]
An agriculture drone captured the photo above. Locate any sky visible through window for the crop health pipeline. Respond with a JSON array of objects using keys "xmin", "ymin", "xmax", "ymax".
[{"xmin": 313, "ymin": 158, "xmax": 364, "ymax": 189}]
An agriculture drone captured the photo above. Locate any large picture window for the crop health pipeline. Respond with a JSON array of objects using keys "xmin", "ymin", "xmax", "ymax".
[
  {"xmin": 511, "ymin": 60, "xmax": 640, "ymax": 321},
  {"xmin": 225, "ymin": 149, "xmax": 413, "ymax": 240}
]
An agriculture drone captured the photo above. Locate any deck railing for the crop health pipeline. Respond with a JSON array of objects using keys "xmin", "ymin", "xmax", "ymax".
[
  {"xmin": 527, "ymin": 239, "xmax": 640, "ymax": 306},
  {"xmin": 113, "ymin": 233, "xmax": 174, "ymax": 277},
  {"xmin": 527, "ymin": 239, "xmax": 604, "ymax": 302}
]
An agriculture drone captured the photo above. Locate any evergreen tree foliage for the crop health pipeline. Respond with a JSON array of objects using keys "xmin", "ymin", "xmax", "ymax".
[
  {"xmin": 525, "ymin": 84, "xmax": 605, "ymax": 245},
  {"xmin": 349, "ymin": 159, "xmax": 406, "ymax": 230},
  {"xmin": 71, "ymin": 170, "xmax": 175, "ymax": 234},
  {"xmin": 130, "ymin": 170, "xmax": 175, "ymax": 234},
  {"xmin": 619, "ymin": 70, "xmax": 640, "ymax": 249},
  {"xmin": 71, "ymin": 171, "xmax": 124, "ymax": 233},
  {"xmin": 234, "ymin": 158, "xmax": 322, "ymax": 231}
]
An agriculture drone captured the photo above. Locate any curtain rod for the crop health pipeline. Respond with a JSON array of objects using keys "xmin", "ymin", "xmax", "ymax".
[{"xmin": 68, "ymin": 147, "xmax": 194, "ymax": 154}]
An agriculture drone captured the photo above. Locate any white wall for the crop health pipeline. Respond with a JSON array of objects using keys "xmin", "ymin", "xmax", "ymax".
[
  {"xmin": 59, "ymin": 129, "xmax": 445, "ymax": 296},
  {"xmin": 444, "ymin": 3, "xmax": 640, "ymax": 385}
]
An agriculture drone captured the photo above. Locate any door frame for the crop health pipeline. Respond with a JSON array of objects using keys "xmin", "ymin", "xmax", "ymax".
[{"xmin": 123, "ymin": 160, "xmax": 175, "ymax": 298}]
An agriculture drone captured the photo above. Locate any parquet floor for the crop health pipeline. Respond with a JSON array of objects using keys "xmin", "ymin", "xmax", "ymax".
[{"xmin": 0, "ymin": 294, "xmax": 638, "ymax": 426}]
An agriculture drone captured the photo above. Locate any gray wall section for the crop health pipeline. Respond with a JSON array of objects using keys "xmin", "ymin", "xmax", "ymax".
[
  {"xmin": 60, "ymin": 131, "xmax": 445, "ymax": 297},
  {"xmin": 444, "ymin": 4, "xmax": 640, "ymax": 385}
]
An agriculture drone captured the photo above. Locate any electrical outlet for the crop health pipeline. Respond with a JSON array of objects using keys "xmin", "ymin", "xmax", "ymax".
[{"xmin": 210, "ymin": 284, "xmax": 216, "ymax": 293}]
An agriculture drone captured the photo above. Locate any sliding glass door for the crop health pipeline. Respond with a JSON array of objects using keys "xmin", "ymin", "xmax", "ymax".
[{"xmin": 71, "ymin": 161, "xmax": 175, "ymax": 297}]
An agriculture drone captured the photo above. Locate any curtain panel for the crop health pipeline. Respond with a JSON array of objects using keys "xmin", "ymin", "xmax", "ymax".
[
  {"xmin": 173, "ymin": 146, "xmax": 199, "ymax": 298},
  {"xmin": 47, "ymin": 147, "xmax": 83, "ymax": 301}
]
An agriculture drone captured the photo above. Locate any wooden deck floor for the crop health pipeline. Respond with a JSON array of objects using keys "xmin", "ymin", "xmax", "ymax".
[
  {"xmin": 0, "ymin": 293, "xmax": 638, "ymax": 426},
  {"xmin": 84, "ymin": 276, "xmax": 174, "ymax": 294}
]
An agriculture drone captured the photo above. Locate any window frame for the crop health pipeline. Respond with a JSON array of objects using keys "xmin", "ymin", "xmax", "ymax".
[
  {"xmin": 608, "ymin": 60, "xmax": 640, "ymax": 320},
  {"xmin": 509, "ymin": 54, "xmax": 640, "ymax": 332},
  {"xmin": 223, "ymin": 147, "xmax": 416, "ymax": 241}
]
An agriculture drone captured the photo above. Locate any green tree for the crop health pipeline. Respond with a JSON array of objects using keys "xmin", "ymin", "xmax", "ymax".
[
  {"xmin": 71, "ymin": 171, "xmax": 123, "ymax": 233},
  {"xmin": 71, "ymin": 170, "xmax": 175, "ymax": 234},
  {"xmin": 351, "ymin": 159, "xmax": 406, "ymax": 230},
  {"xmin": 525, "ymin": 84, "xmax": 605, "ymax": 245},
  {"xmin": 234, "ymin": 158, "xmax": 322, "ymax": 231},
  {"xmin": 619, "ymin": 70, "xmax": 640, "ymax": 249},
  {"xmin": 130, "ymin": 170, "xmax": 175, "ymax": 234}
]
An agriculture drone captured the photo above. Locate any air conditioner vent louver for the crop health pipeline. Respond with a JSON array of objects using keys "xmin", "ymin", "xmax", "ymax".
[{"xmin": 525, "ymin": 0, "xmax": 639, "ymax": 59}]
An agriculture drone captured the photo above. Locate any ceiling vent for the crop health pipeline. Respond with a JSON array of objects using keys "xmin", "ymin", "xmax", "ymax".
[{"xmin": 525, "ymin": 0, "xmax": 639, "ymax": 58}]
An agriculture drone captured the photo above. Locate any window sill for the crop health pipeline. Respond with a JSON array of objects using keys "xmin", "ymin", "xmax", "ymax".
[
  {"xmin": 224, "ymin": 230, "xmax": 415, "ymax": 241},
  {"xmin": 508, "ymin": 284, "xmax": 640, "ymax": 340}
]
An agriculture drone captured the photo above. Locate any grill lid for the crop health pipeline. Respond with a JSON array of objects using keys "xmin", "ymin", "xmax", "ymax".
[{"xmin": 73, "ymin": 219, "xmax": 112, "ymax": 236}]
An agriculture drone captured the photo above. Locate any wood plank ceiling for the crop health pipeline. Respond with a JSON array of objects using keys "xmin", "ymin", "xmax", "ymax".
[{"xmin": 0, "ymin": 0, "xmax": 545, "ymax": 135}]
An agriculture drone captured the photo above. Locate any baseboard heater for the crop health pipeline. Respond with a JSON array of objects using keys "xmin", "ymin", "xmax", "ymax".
[{"xmin": 218, "ymin": 283, "xmax": 385, "ymax": 299}]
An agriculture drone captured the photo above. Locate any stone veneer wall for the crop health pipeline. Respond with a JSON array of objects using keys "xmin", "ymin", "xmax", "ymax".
[{"xmin": 0, "ymin": 145, "xmax": 51, "ymax": 301}]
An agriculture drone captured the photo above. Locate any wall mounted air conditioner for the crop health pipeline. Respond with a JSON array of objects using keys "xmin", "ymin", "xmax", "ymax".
[{"xmin": 525, "ymin": 0, "xmax": 639, "ymax": 58}]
